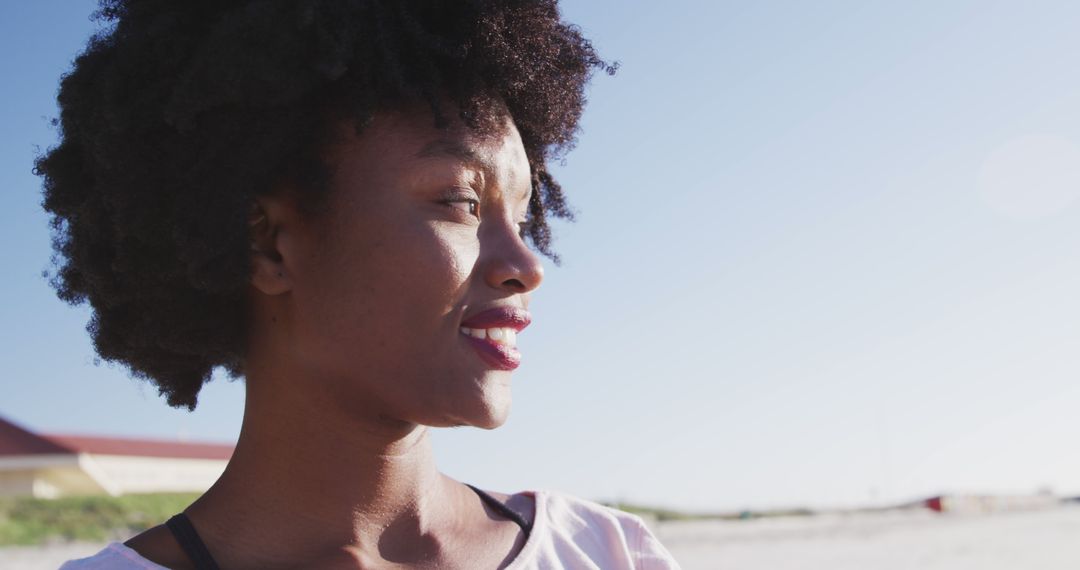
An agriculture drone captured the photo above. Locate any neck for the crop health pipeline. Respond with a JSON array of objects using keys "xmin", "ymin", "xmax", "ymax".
[{"xmin": 187, "ymin": 360, "xmax": 461, "ymax": 566}]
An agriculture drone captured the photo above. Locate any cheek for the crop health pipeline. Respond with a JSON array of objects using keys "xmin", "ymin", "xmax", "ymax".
[
  {"xmin": 299, "ymin": 218, "xmax": 480, "ymax": 361},
  {"xmin": 363, "ymin": 221, "xmax": 479, "ymax": 310},
  {"xmin": 422, "ymin": 225, "xmax": 481, "ymax": 303}
]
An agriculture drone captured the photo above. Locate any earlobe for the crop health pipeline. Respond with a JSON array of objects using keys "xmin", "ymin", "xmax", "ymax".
[{"xmin": 249, "ymin": 201, "xmax": 292, "ymax": 296}]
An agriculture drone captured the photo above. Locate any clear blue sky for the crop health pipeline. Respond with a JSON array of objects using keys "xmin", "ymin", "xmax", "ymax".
[{"xmin": 4, "ymin": 1, "xmax": 1080, "ymax": 513}]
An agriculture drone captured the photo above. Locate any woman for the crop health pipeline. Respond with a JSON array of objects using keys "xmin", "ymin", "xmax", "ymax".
[{"xmin": 46, "ymin": 1, "xmax": 679, "ymax": 568}]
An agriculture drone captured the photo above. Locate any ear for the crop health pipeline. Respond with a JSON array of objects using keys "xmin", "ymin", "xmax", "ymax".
[{"xmin": 249, "ymin": 195, "xmax": 294, "ymax": 296}]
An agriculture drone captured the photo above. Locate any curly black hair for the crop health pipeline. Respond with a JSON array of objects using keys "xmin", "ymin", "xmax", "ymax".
[{"xmin": 35, "ymin": 0, "xmax": 613, "ymax": 410}]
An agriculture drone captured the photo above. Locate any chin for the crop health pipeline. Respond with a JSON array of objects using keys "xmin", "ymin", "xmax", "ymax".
[
  {"xmin": 472, "ymin": 405, "xmax": 511, "ymax": 430},
  {"xmin": 437, "ymin": 386, "xmax": 512, "ymax": 430},
  {"xmin": 475, "ymin": 377, "xmax": 514, "ymax": 428}
]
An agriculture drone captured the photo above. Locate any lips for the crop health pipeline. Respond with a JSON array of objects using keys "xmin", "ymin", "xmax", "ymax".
[
  {"xmin": 460, "ymin": 307, "xmax": 531, "ymax": 331},
  {"xmin": 460, "ymin": 307, "xmax": 531, "ymax": 370}
]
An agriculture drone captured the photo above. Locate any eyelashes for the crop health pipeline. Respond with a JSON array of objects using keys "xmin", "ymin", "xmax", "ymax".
[
  {"xmin": 439, "ymin": 189, "xmax": 529, "ymax": 236},
  {"xmin": 444, "ymin": 197, "xmax": 480, "ymax": 218}
]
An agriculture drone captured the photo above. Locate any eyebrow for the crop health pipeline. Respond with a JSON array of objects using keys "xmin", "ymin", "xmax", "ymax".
[
  {"xmin": 414, "ymin": 138, "xmax": 532, "ymax": 203},
  {"xmin": 415, "ymin": 139, "xmax": 494, "ymax": 172}
]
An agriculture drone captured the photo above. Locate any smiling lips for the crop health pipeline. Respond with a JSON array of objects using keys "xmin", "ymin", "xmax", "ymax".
[{"xmin": 460, "ymin": 307, "xmax": 531, "ymax": 370}]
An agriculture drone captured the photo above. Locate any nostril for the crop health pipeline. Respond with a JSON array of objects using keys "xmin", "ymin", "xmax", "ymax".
[{"xmin": 502, "ymin": 278, "xmax": 526, "ymax": 291}]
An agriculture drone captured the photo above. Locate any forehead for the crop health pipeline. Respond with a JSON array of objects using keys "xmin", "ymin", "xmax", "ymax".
[{"xmin": 328, "ymin": 109, "xmax": 529, "ymax": 175}]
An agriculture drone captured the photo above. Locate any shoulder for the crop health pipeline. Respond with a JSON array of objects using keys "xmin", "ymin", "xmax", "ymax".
[
  {"xmin": 60, "ymin": 542, "xmax": 169, "ymax": 570},
  {"xmin": 120, "ymin": 523, "xmax": 192, "ymax": 569},
  {"xmin": 539, "ymin": 490, "xmax": 644, "ymax": 534},
  {"xmin": 522, "ymin": 490, "xmax": 682, "ymax": 569}
]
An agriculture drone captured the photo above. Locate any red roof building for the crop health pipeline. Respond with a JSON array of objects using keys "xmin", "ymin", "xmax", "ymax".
[{"xmin": 0, "ymin": 415, "xmax": 233, "ymax": 498}]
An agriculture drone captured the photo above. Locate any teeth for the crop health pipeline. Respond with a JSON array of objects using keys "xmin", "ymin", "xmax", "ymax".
[{"xmin": 460, "ymin": 326, "xmax": 517, "ymax": 347}]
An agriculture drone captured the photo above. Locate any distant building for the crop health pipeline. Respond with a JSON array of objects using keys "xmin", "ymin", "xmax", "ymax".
[{"xmin": 0, "ymin": 415, "xmax": 232, "ymax": 498}]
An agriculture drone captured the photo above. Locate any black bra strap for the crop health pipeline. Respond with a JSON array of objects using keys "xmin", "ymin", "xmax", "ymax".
[
  {"xmin": 165, "ymin": 513, "xmax": 221, "ymax": 570},
  {"xmin": 466, "ymin": 484, "xmax": 533, "ymax": 536},
  {"xmin": 164, "ymin": 485, "xmax": 527, "ymax": 570}
]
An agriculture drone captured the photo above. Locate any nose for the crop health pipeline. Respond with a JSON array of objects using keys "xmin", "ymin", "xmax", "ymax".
[{"xmin": 482, "ymin": 219, "xmax": 544, "ymax": 294}]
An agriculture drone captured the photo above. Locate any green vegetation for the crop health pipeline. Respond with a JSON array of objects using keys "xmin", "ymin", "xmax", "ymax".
[
  {"xmin": 605, "ymin": 501, "xmax": 816, "ymax": 522},
  {"xmin": 605, "ymin": 502, "xmax": 715, "ymax": 522},
  {"xmin": 0, "ymin": 493, "xmax": 823, "ymax": 546},
  {"xmin": 0, "ymin": 493, "xmax": 198, "ymax": 546}
]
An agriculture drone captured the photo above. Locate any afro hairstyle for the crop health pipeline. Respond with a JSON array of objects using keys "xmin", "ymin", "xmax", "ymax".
[{"xmin": 35, "ymin": 0, "xmax": 613, "ymax": 409}]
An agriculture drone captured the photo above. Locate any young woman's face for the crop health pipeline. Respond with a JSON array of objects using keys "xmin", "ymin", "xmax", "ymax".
[{"xmin": 271, "ymin": 110, "xmax": 543, "ymax": 430}]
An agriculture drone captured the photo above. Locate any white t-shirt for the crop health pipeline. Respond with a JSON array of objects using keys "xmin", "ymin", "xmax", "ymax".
[{"xmin": 60, "ymin": 490, "xmax": 681, "ymax": 569}]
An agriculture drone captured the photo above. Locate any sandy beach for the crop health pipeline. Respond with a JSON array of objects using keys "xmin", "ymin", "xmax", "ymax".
[
  {"xmin": 658, "ymin": 504, "xmax": 1080, "ymax": 570},
  {"xmin": 6, "ymin": 505, "xmax": 1080, "ymax": 569}
]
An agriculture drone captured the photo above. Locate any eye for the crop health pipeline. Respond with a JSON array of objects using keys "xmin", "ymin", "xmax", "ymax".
[{"xmin": 444, "ymin": 197, "xmax": 480, "ymax": 218}]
